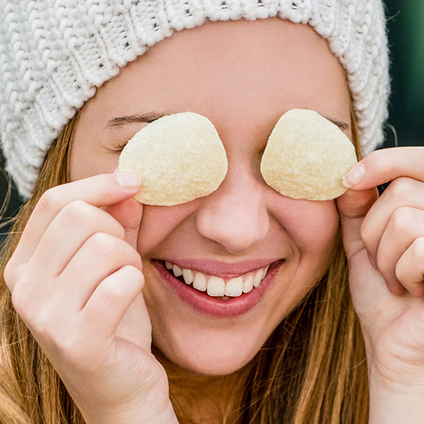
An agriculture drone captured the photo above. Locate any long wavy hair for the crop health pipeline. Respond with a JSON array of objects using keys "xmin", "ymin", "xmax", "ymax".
[{"xmin": 0, "ymin": 106, "xmax": 369, "ymax": 423}]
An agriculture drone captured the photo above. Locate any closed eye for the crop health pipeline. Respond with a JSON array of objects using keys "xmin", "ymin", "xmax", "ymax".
[
  {"xmin": 106, "ymin": 112, "xmax": 167, "ymax": 153},
  {"xmin": 112, "ymin": 142, "xmax": 127, "ymax": 153}
]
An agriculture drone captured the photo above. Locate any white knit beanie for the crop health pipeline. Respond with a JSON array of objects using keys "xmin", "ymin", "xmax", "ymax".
[{"xmin": 0, "ymin": 0, "xmax": 390, "ymax": 199}]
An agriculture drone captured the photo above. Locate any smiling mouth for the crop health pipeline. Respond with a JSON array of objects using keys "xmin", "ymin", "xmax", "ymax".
[{"xmin": 163, "ymin": 261, "xmax": 270, "ymax": 299}]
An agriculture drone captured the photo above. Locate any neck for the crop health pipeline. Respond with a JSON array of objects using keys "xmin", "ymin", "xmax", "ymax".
[{"xmin": 153, "ymin": 347, "xmax": 249, "ymax": 424}]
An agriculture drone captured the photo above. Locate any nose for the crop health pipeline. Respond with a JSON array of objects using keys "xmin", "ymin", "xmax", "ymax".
[{"xmin": 195, "ymin": 162, "xmax": 269, "ymax": 254}]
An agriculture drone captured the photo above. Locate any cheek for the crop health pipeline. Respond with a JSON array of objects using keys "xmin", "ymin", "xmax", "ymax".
[
  {"xmin": 269, "ymin": 197, "xmax": 340, "ymax": 300},
  {"xmin": 136, "ymin": 202, "xmax": 199, "ymax": 255},
  {"xmin": 274, "ymin": 198, "xmax": 340, "ymax": 259},
  {"xmin": 264, "ymin": 200, "xmax": 339, "ymax": 338}
]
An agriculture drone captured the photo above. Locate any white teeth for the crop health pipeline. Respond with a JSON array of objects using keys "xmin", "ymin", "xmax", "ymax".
[
  {"xmin": 243, "ymin": 275, "xmax": 254, "ymax": 293},
  {"xmin": 165, "ymin": 261, "xmax": 271, "ymax": 298},
  {"xmin": 182, "ymin": 268, "xmax": 194, "ymax": 285},
  {"xmin": 207, "ymin": 276, "xmax": 226, "ymax": 297},
  {"xmin": 253, "ymin": 269, "xmax": 262, "ymax": 288},
  {"xmin": 193, "ymin": 272, "xmax": 207, "ymax": 292},
  {"xmin": 173, "ymin": 264, "xmax": 183, "ymax": 277},
  {"xmin": 225, "ymin": 277, "xmax": 243, "ymax": 297}
]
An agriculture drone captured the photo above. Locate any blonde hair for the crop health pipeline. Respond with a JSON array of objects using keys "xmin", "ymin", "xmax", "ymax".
[{"xmin": 0, "ymin": 110, "xmax": 369, "ymax": 423}]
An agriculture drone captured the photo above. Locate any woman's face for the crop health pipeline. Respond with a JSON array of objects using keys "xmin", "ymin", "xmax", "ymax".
[{"xmin": 71, "ymin": 19, "xmax": 351, "ymax": 375}]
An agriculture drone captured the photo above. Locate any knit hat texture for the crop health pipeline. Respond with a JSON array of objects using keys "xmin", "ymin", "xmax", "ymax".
[{"xmin": 0, "ymin": 0, "xmax": 390, "ymax": 199}]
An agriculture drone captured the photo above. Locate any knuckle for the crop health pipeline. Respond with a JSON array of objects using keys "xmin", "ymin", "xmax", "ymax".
[
  {"xmin": 124, "ymin": 264, "xmax": 144, "ymax": 286},
  {"xmin": 38, "ymin": 186, "xmax": 67, "ymax": 215},
  {"xmin": 11, "ymin": 282, "xmax": 30, "ymax": 317},
  {"xmin": 85, "ymin": 232, "xmax": 119, "ymax": 257},
  {"xmin": 61, "ymin": 200, "xmax": 92, "ymax": 225},
  {"xmin": 61, "ymin": 202, "xmax": 125, "ymax": 240},
  {"xmin": 395, "ymin": 262, "xmax": 407, "ymax": 284},
  {"xmin": 11, "ymin": 276, "xmax": 42, "ymax": 325},
  {"xmin": 102, "ymin": 277, "xmax": 128, "ymax": 302},
  {"xmin": 34, "ymin": 308, "xmax": 56, "ymax": 338},
  {"xmin": 85, "ymin": 234, "xmax": 141, "ymax": 268},
  {"xmin": 102, "ymin": 266, "xmax": 144, "ymax": 302},
  {"xmin": 410, "ymin": 238, "xmax": 424, "ymax": 262},
  {"xmin": 387, "ymin": 177, "xmax": 416, "ymax": 203},
  {"xmin": 4, "ymin": 258, "xmax": 18, "ymax": 287},
  {"xmin": 390, "ymin": 207, "xmax": 414, "ymax": 234}
]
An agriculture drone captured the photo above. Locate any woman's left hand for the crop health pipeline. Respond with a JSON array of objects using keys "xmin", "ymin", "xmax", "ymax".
[{"xmin": 337, "ymin": 147, "xmax": 424, "ymax": 422}]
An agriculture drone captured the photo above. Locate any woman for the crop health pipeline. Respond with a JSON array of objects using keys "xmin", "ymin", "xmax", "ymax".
[{"xmin": 1, "ymin": 1, "xmax": 423, "ymax": 423}]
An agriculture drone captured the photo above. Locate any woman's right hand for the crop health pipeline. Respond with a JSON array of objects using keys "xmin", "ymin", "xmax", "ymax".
[{"xmin": 3, "ymin": 173, "xmax": 178, "ymax": 424}]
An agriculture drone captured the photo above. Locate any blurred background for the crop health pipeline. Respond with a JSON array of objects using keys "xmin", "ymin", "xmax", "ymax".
[{"xmin": 1, "ymin": 0, "xmax": 424, "ymax": 240}]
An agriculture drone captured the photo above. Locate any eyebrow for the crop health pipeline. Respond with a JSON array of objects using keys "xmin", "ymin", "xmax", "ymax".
[{"xmin": 106, "ymin": 112, "xmax": 166, "ymax": 127}]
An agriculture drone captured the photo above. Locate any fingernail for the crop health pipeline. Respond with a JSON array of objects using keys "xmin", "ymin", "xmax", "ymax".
[
  {"xmin": 116, "ymin": 173, "xmax": 141, "ymax": 189},
  {"xmin": 342, "ymin": 163, "xmax": 365, "ymax": 188}
]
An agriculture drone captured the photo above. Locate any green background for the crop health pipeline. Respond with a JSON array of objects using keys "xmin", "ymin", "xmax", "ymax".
[
  {"xmin": 385, "ymin": 0, "xmax": 424, "ymax": 147},
  {"xmin": 1, "ymin": 0, "xmax": 423, "ymax": 231}
]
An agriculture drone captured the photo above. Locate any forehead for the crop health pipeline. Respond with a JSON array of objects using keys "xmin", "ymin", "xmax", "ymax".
[{"xmin": 82, "ymin": 18, "xmax": 350, "ymax": 137}]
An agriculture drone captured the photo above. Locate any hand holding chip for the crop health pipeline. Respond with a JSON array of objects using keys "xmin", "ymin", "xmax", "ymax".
[
  {"xmin": 4, "ymin": 174, "xmax": 178, "ymax": 424},
  {"xmin": 337, "ymin": 148, "xmax": 424, "ymax": 417}
]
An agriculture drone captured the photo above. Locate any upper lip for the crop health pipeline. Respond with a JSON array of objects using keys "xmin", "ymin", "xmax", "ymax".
[{"xmin": 153, "ymin": 258, "xmax": 282, "ymax": 278}]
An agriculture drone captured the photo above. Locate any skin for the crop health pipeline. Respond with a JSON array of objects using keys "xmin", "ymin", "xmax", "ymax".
[
  {"xmin": 71, "ymin": 20, "xmax": 350, "ymax": 418},
  {"xmin": 71, "ymin": 18, "xmax": 348, "ymax": 373},
  {"xmin": 5, "ymin": 17, "xmax": 424, "ymax": 424},
  {"xmin": 71, "ymin": 19, "xmax": 347, "ymax": 419}
]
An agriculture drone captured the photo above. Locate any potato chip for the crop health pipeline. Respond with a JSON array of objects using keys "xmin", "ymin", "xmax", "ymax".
[
  {"xmin": 119, "ymin": 112, "xmax": 228, "ymax": 206},
  {"xmin": 260, "ymin": 109, "xmax": 357, "ymax": 201}
]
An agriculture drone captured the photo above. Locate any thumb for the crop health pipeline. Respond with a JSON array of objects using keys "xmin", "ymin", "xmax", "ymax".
[
  {"xmin": 104, "ymin": 168, "xmax": 144, "ymax": 248},
  {"xmin": 103, "ymin": 197, "xmax": 143, "ymax": 249},
  {"xmin": 336, "ymin": 186, "xmax": 379, "ymax": 261}
]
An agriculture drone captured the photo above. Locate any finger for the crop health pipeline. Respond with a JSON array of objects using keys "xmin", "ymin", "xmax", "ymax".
[
  {"xmin": 12, "ymin": 173, "xmax": 141, "ymax": 267},
  {"xmin": 56, "ymin": 233, "xmax": 142, "ymax": 312},
  {"xmin": 28, "ymin": 201, "xmax": 125, "ymax": 277},
  {"xmin": 343, "ymin": 147, "xmax": 424, "ymax": 191},
  {"xmin": 115, "ymin": 292, "xmax": 152, "ymax": 351},
  {"xmin": 361, "ymin": 177, "xmax": 424, "ymax": 263},
  {"xmin": 82, "ymin": 265, "xmax": 145, "ymax": 343},
  {"xmin": 336, "ymin": 186, "xmax": 379, "ymax": 261},
  {"xmin": 395, "ymin": 237, "xmax": 424, "ymax": 298},
  {"xmin": 103, "ymin": 197, "xmax": 143, "ymax": 249},
  {"xmin": 375, "ymin": 207, "xmax": 424, "ymax": 294}
]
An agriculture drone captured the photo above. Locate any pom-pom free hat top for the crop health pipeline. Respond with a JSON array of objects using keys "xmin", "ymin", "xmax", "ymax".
[{"xmin": 0, "ymin": 0, "xmax": 390, "ymax": 199}]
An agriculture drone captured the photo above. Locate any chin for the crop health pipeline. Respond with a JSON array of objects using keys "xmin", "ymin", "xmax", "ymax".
[{"xmin": 153, "ymin": 327, "xmax": 266, "ymax": 376}]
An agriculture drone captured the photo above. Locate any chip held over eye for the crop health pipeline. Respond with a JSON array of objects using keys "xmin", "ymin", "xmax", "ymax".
[
  {"xmin": 118, "ymin": 112, "xmax": 228, "ymax": 206},
  {"xmin": 260, "ymin": 109, "xmax": 358, "ymax": 201}
]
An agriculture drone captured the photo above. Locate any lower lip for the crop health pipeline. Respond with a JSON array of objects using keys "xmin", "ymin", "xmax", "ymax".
[{"xmin": 152, "ymin": 260, "xmax": 284, "ymax": 318}]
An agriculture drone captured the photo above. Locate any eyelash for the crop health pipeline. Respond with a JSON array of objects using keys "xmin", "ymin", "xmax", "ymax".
[
  {"xmin": 111, "ymin": 116, "xmax": 162, "ymax": 154},
  {"xmin": 113, "ymin": 142, "xmax": 127, "ymax": 153}
]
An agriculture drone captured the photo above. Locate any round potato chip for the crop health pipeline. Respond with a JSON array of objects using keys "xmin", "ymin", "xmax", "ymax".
[
  {"xmin": 260, "ymin": 109, "xmax": 357, "ymax": 201},
  {"xmin": 119, "ymin": 112, "xmax": 228, "ymax": 206}
]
